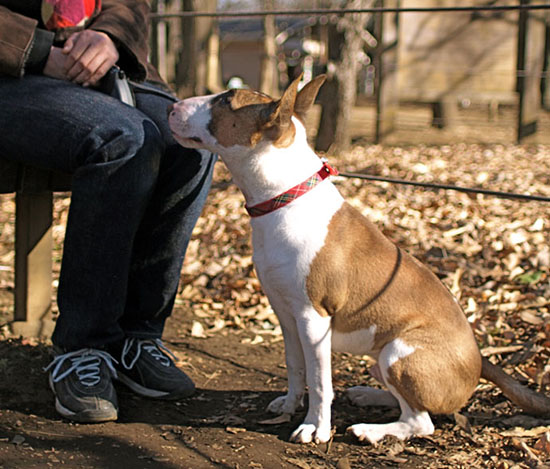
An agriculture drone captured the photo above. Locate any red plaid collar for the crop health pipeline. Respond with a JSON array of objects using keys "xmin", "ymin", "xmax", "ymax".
[{"xmin": 245, "ymin": 161, "xmax": 338, "ymax": 218}]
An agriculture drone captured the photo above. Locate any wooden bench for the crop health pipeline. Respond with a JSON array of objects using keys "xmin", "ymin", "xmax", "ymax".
[{"xmin": 0, "ymin": 157, "xmax": 71, "ymax": 338}]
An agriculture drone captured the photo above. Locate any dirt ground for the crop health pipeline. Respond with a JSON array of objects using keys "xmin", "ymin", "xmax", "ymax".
[
  {"xmin": 2, "ymin": 306, "xmax": 550, "ymax": 469},
  {"xmin": 2, "ymin": 105, "xmax": 550, "ymax": 468}
]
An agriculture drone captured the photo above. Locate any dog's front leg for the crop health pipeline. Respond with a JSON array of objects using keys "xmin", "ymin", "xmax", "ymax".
[
  {"xmin": 290, "ymin": 313, "xmax": 333, "ymax": 444},
  {"xmin": 267, "ymin": 311, "xmax": 307, "ymax": 415}
]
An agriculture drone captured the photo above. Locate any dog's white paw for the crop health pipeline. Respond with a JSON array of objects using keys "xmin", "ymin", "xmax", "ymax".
[
  {"xmin": 267, "ymin": 394, "xmax": 302, "ymax": 415},
  {"xmin": 347, "ymin": 418, "xmax": 433, "ymax": 444},
  {"xmin": 347, "ymin": 423, "xmax": 388, "ymax": 445},
  {"xmin": 290, "ymin": 423, "xmax": 332, "ymax": 444}
]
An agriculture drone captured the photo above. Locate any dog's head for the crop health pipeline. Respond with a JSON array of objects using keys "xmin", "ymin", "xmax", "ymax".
[{"xmin": 168, "ymin": 74, "xmax": 326, "ymax": 155}]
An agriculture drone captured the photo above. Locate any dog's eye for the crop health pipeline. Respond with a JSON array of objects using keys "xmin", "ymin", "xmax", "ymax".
[{"xmin": 214, "ymin": 94, "xmax": 230, "ymax": 109}]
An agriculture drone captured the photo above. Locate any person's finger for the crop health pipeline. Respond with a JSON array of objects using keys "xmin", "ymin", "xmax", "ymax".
[
  {"xmin": 69, "ymin": 58, "xmax": 99, "ymax": 84},
  {"xmin": 66, "ymin": 44, "xmax": 101, "ymax": 81},
  {"xmin": 72, "ymin": 53, "xmax": 108, "ymax": 85},
  {"xmin": 66, "ymin": 59, "xmax": 86, "ymax": 82},
  {"xmin": 83, "ymin": 59, "xmax": 113, "ymax": 87},
  {"xmin": 64, "ymin": 34, "xmax": 91, "ymax": 74}
]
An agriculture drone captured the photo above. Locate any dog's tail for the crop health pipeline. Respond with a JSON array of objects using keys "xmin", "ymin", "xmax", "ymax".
[{"xmin": 481, "ymin": 357, "xmax": 550, "ymax": 416}]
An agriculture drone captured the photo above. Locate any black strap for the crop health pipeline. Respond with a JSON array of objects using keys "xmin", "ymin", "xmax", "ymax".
[
  {"xmin": 363, "ymin": 245, "xmax": 402, "ymax": 310},
  {"xmin": 129, "ymin": 81, "xmax": 178, "ymax": 102}
]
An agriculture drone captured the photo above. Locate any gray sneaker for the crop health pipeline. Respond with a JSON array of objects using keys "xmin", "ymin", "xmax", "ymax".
[
  {"xmin": 44, "ymin": 348, "xmax": 118, "ymax": 423},
  {"xmin": 113, "ymin": 338, "xmax": 195, "ymax": 400}
]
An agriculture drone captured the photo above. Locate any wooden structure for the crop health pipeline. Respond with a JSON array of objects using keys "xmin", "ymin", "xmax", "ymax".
[
  {"xmin": 395, "ymin": 0, "xmax": 548, "ymax": 141},
  {"xmin": 374, "ymin": 0, "xmax": 400, "ymax": 142},
  {"xmin": 0, "ymin": 158, "xmax": 71, "ymax": 337}
]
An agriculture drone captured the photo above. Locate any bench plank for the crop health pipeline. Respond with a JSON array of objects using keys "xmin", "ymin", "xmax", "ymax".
[
  {"xmin": 12, "ymin": 191, "xmax": 56, "ymax": 338},
  {"xmin": 1, "ymin": 157, "xmax": 72, "ymax": 337}
]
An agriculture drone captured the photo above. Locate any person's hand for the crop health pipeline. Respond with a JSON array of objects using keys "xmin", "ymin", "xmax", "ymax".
[{"xmin": 62, "ymin": 30, "xmax": 119, "ymax": 87}]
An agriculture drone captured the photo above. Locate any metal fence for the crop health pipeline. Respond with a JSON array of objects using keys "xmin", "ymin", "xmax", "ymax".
[
  {"xmin": 149, "ymin": 2, "xmax": 550, "ymax": 144},
  {"xmin": 150, "ymin": 3, "xmax": 550, "ymax": 17}
]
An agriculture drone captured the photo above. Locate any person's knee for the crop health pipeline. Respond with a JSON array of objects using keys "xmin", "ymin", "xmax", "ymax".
[{"xmin": 80, "ymin": 114, "xmax": 165, "ymax": 170}]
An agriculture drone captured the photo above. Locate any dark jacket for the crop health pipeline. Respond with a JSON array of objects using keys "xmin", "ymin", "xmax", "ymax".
[{"xmin": 0, "ymin": 0, "xmax": 163, "ymax": 83}]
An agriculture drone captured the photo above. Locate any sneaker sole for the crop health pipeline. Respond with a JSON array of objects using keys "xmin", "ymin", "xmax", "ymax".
[
  {"xmin": 115, "ymin": 372, "xmax": 195, "ymax": 400},
  {"xmin": 49, "ymin": 376, "xmax": 118, "ymax": 423},
  {"xmin": 54, "ymin": 398, "xmax": 118, "ymax": 423}
]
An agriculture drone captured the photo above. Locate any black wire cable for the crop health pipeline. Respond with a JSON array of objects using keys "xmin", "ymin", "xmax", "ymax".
[
  {"xmin": 150, "ymin": 3, "xmax": 550, "ymax": 19},
  {"xmin": 337, "ymin": 171, "xmax": 550, "ymax": 202}
]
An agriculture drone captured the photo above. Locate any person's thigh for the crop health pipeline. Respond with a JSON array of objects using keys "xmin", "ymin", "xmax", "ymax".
[
  {"xmin": 133, "ymin": 85, "xmax": 176, "ymax": 144},
  {"xmin": 0, "ymin": 75, "xmax": 155, "ymax": 173}
]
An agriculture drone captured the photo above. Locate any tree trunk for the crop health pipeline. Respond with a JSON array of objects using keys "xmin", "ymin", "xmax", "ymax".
[
  {"xmin": 175, "ymin": 0, "xmax": 196, "ymax": 96},
  {"xmin": 206, "ymin": 24, "xmax": 223, "ymax": 93},
  {"xmin": 333, "ymin": 33, "xmax": 361, "ymax": 153},
  {"xmin": 175, "ymin": 0, "xmax": 219, "ymax": 96},
  {"xmin": 315, "ymin": 0, "xmax": 372, "ymax": 154},
  {"xmin": 260, "ymin": 0, "xmax": 278, "ymax": 96},
  {"xmin": 333, "ymin": 0, "xmax": 372, "ymax": 153}
]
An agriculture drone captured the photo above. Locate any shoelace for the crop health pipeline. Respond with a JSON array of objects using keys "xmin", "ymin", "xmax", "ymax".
[
  {"xmin": 121, "ymin": 338, "xmax": 178, "ymax": 370},
  {"xmin": 44, "ymin": 349, "xmax": 118, "ymax": 387}
]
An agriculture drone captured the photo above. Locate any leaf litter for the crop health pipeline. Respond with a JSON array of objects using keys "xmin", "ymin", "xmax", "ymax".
[
  {"xmin": 174, "ymin": 142, "xmax": 550, "ymax": 467},
  {"xmin": 1, "ymin": 142, "xmax": 550, "ymax": 467}
]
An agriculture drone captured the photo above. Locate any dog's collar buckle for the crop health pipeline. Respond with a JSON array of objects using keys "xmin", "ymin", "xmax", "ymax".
[
  {"xmin": 319, "ymin": 160, "xmax": 339, "ymax": 178},
  {"xmin": 245, "ymin": 161, "xmax": 338, "ymax": 218}
]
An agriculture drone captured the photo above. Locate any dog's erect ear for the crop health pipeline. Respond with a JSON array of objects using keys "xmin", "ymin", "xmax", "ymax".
[
  {"xmin": 294, "ymin": 74, "xmax": 326, "ymax": 121},
  {"xmin": 277, "ymin": 74, "xmax": 302, "ymax": 125},
  {"xmin": 261, "ymin": 74, "xmax": 302, "ymax": 130}
]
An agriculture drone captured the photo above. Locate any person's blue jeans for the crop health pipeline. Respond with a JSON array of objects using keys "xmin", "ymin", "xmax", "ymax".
[{"xmin": 0, "ymin": 75, "xmax": 216, "ymax": 350}]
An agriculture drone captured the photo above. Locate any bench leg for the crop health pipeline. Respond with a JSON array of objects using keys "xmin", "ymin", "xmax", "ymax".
[{"xmin": 11, "ymin": 191, "xmax": 55, "ymax": 338}]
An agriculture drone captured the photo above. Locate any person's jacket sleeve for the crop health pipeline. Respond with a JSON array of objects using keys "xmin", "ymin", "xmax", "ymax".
[
  {"xmin": 0, "ymin": 6, "xmax": 53, "ymax": 77},
  {"xmin": 0, "ymin": 0, "xmax": 158, "ymax": 82}
]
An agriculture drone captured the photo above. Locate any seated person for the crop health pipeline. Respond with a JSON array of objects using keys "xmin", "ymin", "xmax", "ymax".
[{"xmin": 0, "ymin": 0, "xmax": 216, "ymax": 422}]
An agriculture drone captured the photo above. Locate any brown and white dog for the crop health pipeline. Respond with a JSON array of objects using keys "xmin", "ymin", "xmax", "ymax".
[{"xmin": 169, "ymin": 75, "xmax": 550, "ymax": 444}]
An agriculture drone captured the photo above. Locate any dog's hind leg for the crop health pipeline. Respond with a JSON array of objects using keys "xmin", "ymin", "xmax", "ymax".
[
  {"xmin": 347, "ymin": 338, "xmax": 435, "ymax": 444},
  {"xmin": 346, "ymin": 363, "xmax": 399, "ymax": 407},
  {"xmin": 347, "ymin": 392, "xmax": 434, "ymax": 444}
]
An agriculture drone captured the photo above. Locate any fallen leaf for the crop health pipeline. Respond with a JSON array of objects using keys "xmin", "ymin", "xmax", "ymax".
[
  {"xmin": 511, "ymin": 438, "xmax": 541, "ymax": 463},
  {"xmin": 190, "ymin": 321, "xmax": 206, "ymax": 338},
  {"xmin": 453, "ymin": 412, "xmax": 472, "ymax": 434},
  {"xmin": 225, "ymin": 427, "xmax": 246, "ymax": 434},
  {"xmin": 534, "ymin": 431, "xmax": 550, "ymax": 455},
  {"xmin": 501, "ymin": 426, "xmax": 550, "ymax": 438},
  {"xmin": 519, "ymin": 310, "xmax": 543, "ymax": 325}
]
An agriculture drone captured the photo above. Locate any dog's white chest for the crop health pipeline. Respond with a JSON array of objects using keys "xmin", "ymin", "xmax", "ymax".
[
  {"xmin": 332, "ymin": 325, "xmax": 378, "ymax": 355},
  {"xmin": 250, "ymin": 181, "xmax": 343, "ymax": 299}
]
